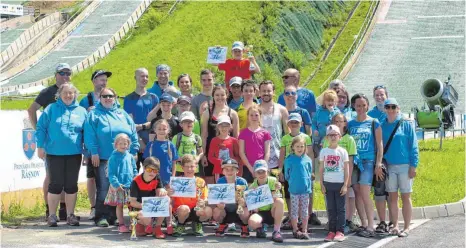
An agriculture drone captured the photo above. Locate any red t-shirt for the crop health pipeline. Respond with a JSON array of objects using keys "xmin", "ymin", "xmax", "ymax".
[
  {"xmin": 208, "ymin": 136, "xmax": 241, "ymax": 175},
  {"xmin": 218, "ymin": 59, "xmax": 251, "ymax": 91}
]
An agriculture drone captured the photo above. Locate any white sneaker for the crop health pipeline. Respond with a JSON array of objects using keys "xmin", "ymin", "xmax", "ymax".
[
  {"xmin": 88, "ymin": 208, "xmax": 96, "ymax": 220},
  {"xmin": 227, "ymin": 223, "xmax": 236, "ymax": 232}
]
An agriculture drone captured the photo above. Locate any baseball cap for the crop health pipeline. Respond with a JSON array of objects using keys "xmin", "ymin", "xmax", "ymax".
[
  {"xmin": 326, "ymin": 124, "xmax": 341, "ymax": 136},
  {"xmin": 160, "ymin": 93, "xmax": 175, "ymax": 103},
  {"xmin": 217, "ymin": 115, "xmax": 231, "ymax": 125},
  {"xmin": 55, "ymin": 63, "xmax": 71, "ymax": 73},
  {"xmin": 221, "ymin": 158, "xmax": 239, "ymax": 169},
  {"xmin": 229, "ymin": 76, "xmax": 243, "ymax": 87},
  {"xmin": 91, "ymin": 69, "xmax": 112, "ymax": 81},
  {"xmin": 177, "ymin": 95, "xmax": 191, "ymax": 104},
  {"xmin": 180, "ymin": 111, "xmax": 196, "ymax": 122},
  {"xmin": 287, "ymin": 113, "xmax": 302, "ymax": 123},
  {"xmin": 253, "ymin": 160, "xmax": 268, "ymax": 172},
  {"xmin": 156, "ymin": 64, "xmax": 171, "ymax": 74},
  {"xmin": 232, "ymin": 41, "xmax": 244, "ymax": 51},
  {"xmin": 384, "ymin": 98, "xmax": 399, "ymax": 106}
]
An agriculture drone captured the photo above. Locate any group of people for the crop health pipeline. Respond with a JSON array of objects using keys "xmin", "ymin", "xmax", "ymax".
[{"xmin": 28, "ymin": 40, "xmax": 419, "ymax": 243}]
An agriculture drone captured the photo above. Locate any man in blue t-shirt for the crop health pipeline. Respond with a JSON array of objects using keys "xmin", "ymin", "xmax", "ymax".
[
  {"xmin": 277, "ymin": 68, "xmax": 317, "ymax": 118},
  {"xmin": 147, "ymin": 64, "xmax": 180, "ymax": 98},
  {"xmin": 124, "ymin": 68, "xmax": 159, "ymax": 171}
]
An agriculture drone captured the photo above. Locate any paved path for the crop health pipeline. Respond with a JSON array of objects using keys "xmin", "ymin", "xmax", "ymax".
[
  {"xmin": 383, "ymin": 214, "xmax": 465, "ymax": 248},
  {"xmin": 345, "ymin": 0, "xmax": 465, "ymax": 114},
  {"xmin": 1, "ymin": 215, "xmax": 429, "ymax": 248},
  {"xmin": 4, "ymin": 0, "xmax": 144, "ymax": 87}
]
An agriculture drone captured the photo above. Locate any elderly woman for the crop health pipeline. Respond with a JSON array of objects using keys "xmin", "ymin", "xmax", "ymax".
[
  {"xmin": 381, "ymin": 98, "xmax": 419, "ymax": 238},
  {"xmin": 85, "ymin": 87, "xmax": 139, "ymax": 227},
  {"xmin": 347, "ymin": 93, "xmax": 384, "ymax": 238},
  {"xmin": 36, "ymin": 83, "xmax": 87, "ymax": 227}
]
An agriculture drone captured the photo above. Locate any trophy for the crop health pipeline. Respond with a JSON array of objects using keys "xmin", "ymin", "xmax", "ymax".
[
  {"xmin": 236, "ymin": 185, "xmax": 247, "ymax": 215},
  {"xmin": 128, "ymin": 211, "xmax": 139, "ymax": 241},
  {"xmin": 194, "ymin": 180, "xmax": 206, "ymax": 211},
  {"xmin": 271, "ymin": 169, "xmax": 283, "ymax": 198}
]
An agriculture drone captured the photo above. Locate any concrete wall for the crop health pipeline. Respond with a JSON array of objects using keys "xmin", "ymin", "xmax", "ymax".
[{"xmin": 0, "ymin": 15, "xmax": 33, "ymax": 30}]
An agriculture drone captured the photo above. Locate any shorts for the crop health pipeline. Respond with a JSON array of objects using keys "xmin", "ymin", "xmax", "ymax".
[
  {"xmin": 223, "ymin": 208, "xmax": 243, "ymax": 224},
  {"xmin": 358, "ymin": 159, "xmax": 375, "ymax": 185},
  {"xmin": 242, "ymin": 167, "xmax": 254, "ymax": 183},
  {"xmin": 104, "ymin": 186, "xmax": 130, "ymax": 207},
  {"xmin": 351, "ymin": 168, "xmax": 359, "ymax": 186},
  {"xmin": 386, "ymin": 164, "xmax": 413, "ymax": 194},
  {"xmin": 256, "ymin": 210, "xmax": 274, "ymax": 225},
  {"xmin": 174, "ymin": 207, "xmax": 199, "ymax": 223},
  {"xmin": 86, "ymin": 157, "xmax": 95, "ymax": 178}
]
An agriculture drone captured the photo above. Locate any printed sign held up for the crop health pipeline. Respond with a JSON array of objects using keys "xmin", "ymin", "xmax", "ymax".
[
  {"xmin": 142, "ymin": 197, "xmax": 170, "ymax": 217},
  {"xmin": 207, "ymin": 183, "xmax": 235, "ymax": 204},
  {"xmin": 244, "ymin": 184, "xmax": 274, "ymax": 211},
  {"xmin": 207, "ymin": 46, "xmax": 227, "ymax": 64},
  {"xmin": 170, "ymin": 177, "xmax": 196, "ymax": 198}
]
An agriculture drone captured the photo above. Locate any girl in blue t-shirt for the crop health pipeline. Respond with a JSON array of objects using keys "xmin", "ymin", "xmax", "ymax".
[
  {"xmin": 284, "ymin": 136, "xmax": 313, "ymax": 240},
  {"xmin": 347, "ymin": 93, "xmax": 383, "ymax": 238}
]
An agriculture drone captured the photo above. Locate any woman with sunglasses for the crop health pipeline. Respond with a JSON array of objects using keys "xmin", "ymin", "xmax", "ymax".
[
  {"xmin": 347, "ymin": 93, "xmax": 384, "ymax": 238},
  {"xmin": 381, "ymin": 98, "xmax": 419, "ymax": 238},
  {"xmin": 85, "ymin": 87, "xmax": 140, "ymax": 227},
  {"xmin": 336, "ymin": 88, "xmax": 356, "ymax": 121},
  {"xmin": 368, "ymin": 85, "xmax": 389, "ymax": 123}
]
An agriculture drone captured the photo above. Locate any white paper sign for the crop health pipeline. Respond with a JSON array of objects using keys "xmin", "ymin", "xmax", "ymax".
[
  {"xmin": 207, "ymin": 183, "xmax": 236, "ymax": 204},
  {"xmin": 207, "ymin": 46, "xmax": 227, "ymax": 64},
  {"xmin": 142, "ymin": 197, "xmax": 170, "ymax": 217},
  {"xmin": 170, "ymin": 177, "xmax": 196, "ymax": 198},
  {"xmin": 244, "ymin": 184, "xmax": 274, "ymax": 211}
]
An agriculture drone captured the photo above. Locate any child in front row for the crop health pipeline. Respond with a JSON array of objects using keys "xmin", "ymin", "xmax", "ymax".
[
  {"xmin": 284, "ymin": 136, "xmax": 313, "ymax": 240},
  {"xmin": 129, "ymin": 157, "xmax": 170, "ymax": 239},
  {"xmin": 320, "ymin": 125, "xmax": 349, "ymax": 242},
  {"xmin": 104, "ymin": 133, "xmax": 138, "ymax": 233}
]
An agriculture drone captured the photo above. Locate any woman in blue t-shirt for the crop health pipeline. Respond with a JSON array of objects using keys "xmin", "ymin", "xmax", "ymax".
[{"xmin": 347, "ymin": 93, "xmax": 384, "ymax": 238}]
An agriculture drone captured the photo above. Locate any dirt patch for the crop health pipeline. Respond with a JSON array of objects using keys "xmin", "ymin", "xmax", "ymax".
[{"xmin": 23, "ymin": 1, "xmax": 78, "ymax": 14}]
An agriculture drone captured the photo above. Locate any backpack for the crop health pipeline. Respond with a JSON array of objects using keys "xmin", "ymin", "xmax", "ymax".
[
  {"xmin": 87, "ymin": 92, "xmax": 94, "ymax": 107},
  {"xmin": 175, "ymin": 132, "xmax": 201, "ymax": 152}
]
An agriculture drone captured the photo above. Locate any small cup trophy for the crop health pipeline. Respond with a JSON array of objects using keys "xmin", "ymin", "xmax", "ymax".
[
  {"xmin": 194, "ymin": 180, "xmax": 206, "ymax": 211},
  {"xmin": 236, "ymin": 185, "xmax": 247, "ymax": 215},
  {"xmin": 271, "ymin": 169, "xmax": 283, "ymax": 198},
  {"xmin": 128, "ymin": 211, "xmax": 139, "ymax": 241}
]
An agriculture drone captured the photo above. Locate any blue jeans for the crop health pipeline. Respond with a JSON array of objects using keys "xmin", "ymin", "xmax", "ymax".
[
  {"xmin": 324, "ymin": 181, "xmax": 345, "ymax": 233},
  {"xmin": 94, "ymin": 160, "xmax": 116, "ymax": 223}
]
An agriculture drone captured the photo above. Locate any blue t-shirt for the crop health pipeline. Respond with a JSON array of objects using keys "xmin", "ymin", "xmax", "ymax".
[
  {"xmin": 124, "ymin": 91, "xmax": 159, "ymax": 143},
  {"xmin": 368, "ymin": 106, "xmax": 387, "ymax": 123},
  {"xmin": 348, "ymin": 117, "xmax": 380, "ymax": 161},
  {"xmin": 228, "ymin": 97, "xmax": 243, "ymax": 111},
  {"xmin": 143, "ymin": 140, "xmax": 179, "ymax": 185},
  {"xmin": 79, "ymin": 92, "xmax": 100, "ymax": 110},
  {"xmin": 278, "ymin": 87, "xmax": 317, "ymax": 116},
  {"xmin": 340, "ymin": 107, "xmax": 356, "ymax": 121},
  {"xmin": 148, "ymin": 81, "xmax": 177, "ymax": 98},
  {"xmin": 288, "ymin": 107, "xmax": 311, "ymax": 134}
]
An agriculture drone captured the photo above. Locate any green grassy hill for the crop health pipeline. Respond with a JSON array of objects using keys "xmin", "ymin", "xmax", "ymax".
[{"xmin": 2, "ymin": 1, "xmax": 371, "ymax": 109}]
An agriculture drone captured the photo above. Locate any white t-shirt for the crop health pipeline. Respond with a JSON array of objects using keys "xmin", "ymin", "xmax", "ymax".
[{"xmin": 319, "ymin": 146, "xmax": 349, "ymax": 183}]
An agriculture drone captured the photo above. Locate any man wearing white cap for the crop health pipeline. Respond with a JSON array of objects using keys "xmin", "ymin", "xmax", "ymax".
[
  {"xmin": 248, "ymin": 160, "xmax": 285, "ymax": 243},
  {"xmin": 27, "ymin": 62, "xmax": 72, "ymax": 221}
]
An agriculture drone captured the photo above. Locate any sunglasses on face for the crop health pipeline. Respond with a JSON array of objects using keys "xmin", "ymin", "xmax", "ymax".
[
  {"xmin": 384, "ymin": 105, "xmax": 397, "ymax": 110},
  {"xmin": 282, "ymin": 75, "xmax": 295, "ymax": 80},
  {"xmin": 145, "ymin": 167, "xmax": 159, "ymax": 173},
  {"xmin": 101, "ymin": 94, "xmax": 115, "ymax": 99},
  {"xmin": 284, "ymin": 91, "xmax": 297, "ymax": 96},
  {"xmin": 373, "ymin": 85, "xmax": 386, "ymax": 91},
  {"xmin": 57, "ymin": 71, "xmax": 72, "ymax": 76}
]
